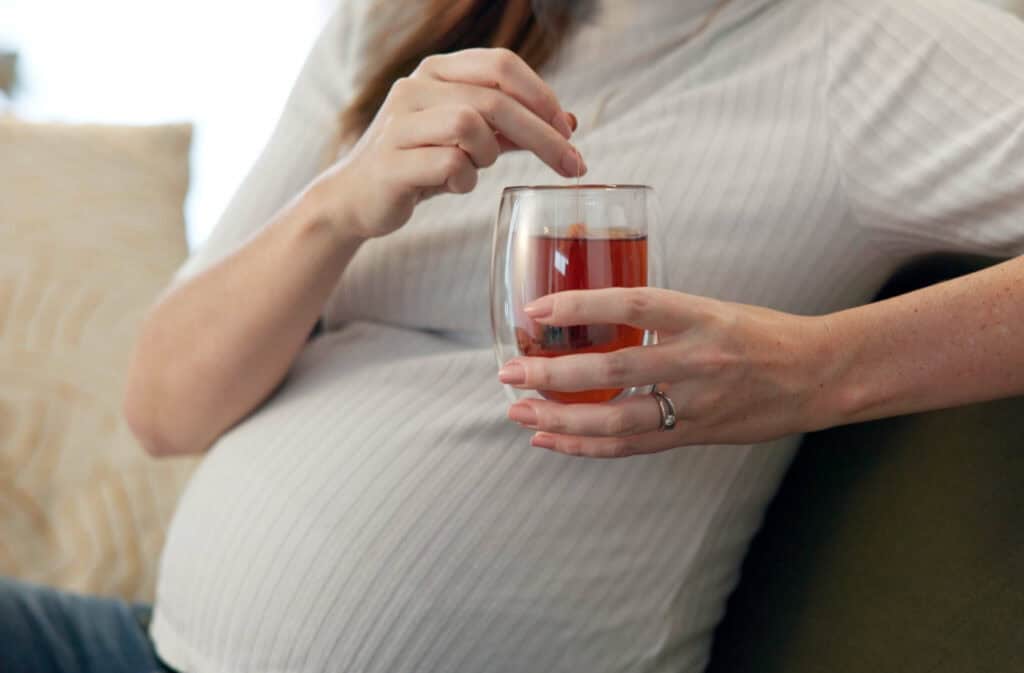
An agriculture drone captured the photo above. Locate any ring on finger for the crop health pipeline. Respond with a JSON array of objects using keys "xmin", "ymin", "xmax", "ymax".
[{"xmin": 651, "ymin": 389, "xmax": 678, "ymax": 432}]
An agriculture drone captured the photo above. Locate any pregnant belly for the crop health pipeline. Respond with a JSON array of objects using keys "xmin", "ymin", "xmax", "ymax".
[{"xmin": 150, "ymin": 325, "xmax": 795, "ymax": 673}]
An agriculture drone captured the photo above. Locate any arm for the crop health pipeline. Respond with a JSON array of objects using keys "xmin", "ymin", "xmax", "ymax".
[
  {"xmin": 123, "ymin": 4, "xmax": 365, "ymax": 456},
  {"xmin": 817, "ymin": 1, "xmax": 1024, "ymax": 421},
  {"xmin": 124, "ymin": 4, "xmax": 363, "ymax": 457},
  {"xmin": 125, "ymin": 47, "xmax": 583, "ymax": 457},
  {"xmin": 123, "ymin": 186, "xmax": 363, "ymax": 457},
  {"xmin": 822, "ymin": 255, "xmax": 1024, "ymax": 424}
]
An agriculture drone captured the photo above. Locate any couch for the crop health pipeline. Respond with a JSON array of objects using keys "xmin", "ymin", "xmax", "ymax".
[
  {"xmin": 0, "ymin": 118, "xmax": 199, "ymax": 601},
  {"xmin": 708, "ymin": 255, "xmax": 1024, "ymax": 673}
]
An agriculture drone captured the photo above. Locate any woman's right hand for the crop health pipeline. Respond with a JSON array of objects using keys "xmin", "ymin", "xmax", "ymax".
[
  {"xmin": 128, "ymin": 50, "xmax": 585, "ymax": 457},
  {"xmin": 314, "ymin": 47, "xmax": 586, "ymax": 241}
]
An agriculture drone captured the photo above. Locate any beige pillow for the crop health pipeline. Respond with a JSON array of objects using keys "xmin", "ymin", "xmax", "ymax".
[{"xmin": 0, "ymin": 119, "xmax": 199, "ymax": 601}]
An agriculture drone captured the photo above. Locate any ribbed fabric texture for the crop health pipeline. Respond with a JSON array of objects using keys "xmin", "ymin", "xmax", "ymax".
[{"xmin": 153, "ymin": 1, "xmax": 1024, "ymax": 672}]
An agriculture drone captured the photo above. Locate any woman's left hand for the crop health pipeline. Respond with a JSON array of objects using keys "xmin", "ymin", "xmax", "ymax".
[{"xmin": 499, "ymin": 287, "xmax": 838, "ymax": 458}]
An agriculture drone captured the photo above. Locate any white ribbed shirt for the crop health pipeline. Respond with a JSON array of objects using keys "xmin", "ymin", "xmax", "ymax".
[{"xmin": 152, "ymin": 1, "xmax": 1024, "ymax": 672}]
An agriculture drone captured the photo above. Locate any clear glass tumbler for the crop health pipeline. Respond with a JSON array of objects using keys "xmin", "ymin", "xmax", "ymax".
[{"xmin": 490, "ymin": 185, "xmax": 660, "ymax": 404}]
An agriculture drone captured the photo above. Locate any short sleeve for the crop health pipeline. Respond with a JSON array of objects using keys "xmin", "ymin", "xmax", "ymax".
[
  {"xmin": 174, "ymin": 1, "xmax": 364, "ymax": 282},
  {"xmin": 825, "ymin": 0, "xmax": 1024, "ymax": 257}
]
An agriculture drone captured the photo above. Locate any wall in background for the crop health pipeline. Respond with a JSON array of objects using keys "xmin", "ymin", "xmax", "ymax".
[{"xmin": 0, "ymin": 0, "xmax": 334, "ymax": 247}]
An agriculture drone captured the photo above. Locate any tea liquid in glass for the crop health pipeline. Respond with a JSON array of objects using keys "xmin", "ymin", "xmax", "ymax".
[{"xmin": 515, "ymin": 230, "xmax": 647, "ymax": 403}]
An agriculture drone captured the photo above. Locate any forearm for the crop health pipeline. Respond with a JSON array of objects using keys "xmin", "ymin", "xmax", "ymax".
[
  {"xmin": 820, "ymin": 255, "xmax": 1024, "ymax": 427},
  {"xmin": 124, "ymin": 182, "xmax": 362, "ymax": 456}
]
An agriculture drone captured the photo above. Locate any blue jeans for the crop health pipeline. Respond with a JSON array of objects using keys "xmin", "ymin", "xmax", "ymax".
[{"xmin": 0, "ymin": 577, "xmax": 175, "ymax": 673}]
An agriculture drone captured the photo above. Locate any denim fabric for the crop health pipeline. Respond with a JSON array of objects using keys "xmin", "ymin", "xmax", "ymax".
[{"xmin": 0, "ymin": 577, "xmax": 174, "ymax": 673}]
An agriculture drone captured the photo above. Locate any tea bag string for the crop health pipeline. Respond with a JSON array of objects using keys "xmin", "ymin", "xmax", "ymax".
[{"xmin": 572, "ymin": 0, "xmax": 732, "ymax": 235}]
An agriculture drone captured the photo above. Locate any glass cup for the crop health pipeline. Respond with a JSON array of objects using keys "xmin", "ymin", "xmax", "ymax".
[{"xmin": 490, "ymin": 185, "xmax": 660, "ymax": 403}]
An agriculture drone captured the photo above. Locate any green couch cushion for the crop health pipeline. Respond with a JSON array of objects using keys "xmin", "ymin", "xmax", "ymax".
[{"xmin": 707, "ymin": 255, "xmax": 1024, "ymax": 673}]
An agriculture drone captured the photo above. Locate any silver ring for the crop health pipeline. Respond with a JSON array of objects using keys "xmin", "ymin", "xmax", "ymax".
[{"xmin": 651, "ymin": 390, "xmax": 677, "ymax": 432}]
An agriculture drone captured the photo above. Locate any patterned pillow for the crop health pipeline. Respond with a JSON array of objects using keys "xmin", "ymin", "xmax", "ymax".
[{"xmin": 0, "ymin": 119, "xmax": 199, "ymax": 601}]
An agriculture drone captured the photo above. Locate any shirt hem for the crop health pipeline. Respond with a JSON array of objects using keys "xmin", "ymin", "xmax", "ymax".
[{"xmin": 151, "ymin": 609, "xmax": 225, "ymax": 673}]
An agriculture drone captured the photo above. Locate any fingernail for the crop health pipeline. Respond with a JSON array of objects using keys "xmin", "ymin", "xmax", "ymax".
[
  {"xmin": 567, "ymin": 112, "xmax": 578, "ymax": 132},
  {"xmin": 560, "ymin": 147, "xmax": 586, "ymax": 177},
  {"xmin": 531, "ymin": 433, "xmax": 557, "ymax": 450},
  {"xmin": 552, "ymin": 113, "xmax": 573, "ymax": 139},
  {"xmin": 523, "ymin": 298, "xmax": 553, "ymax": 319},
  {"xmin": 508, "ymin": 403, "xmax": 538, "ymax": 427},
  {"xmin": 498, "ymin": 362, "xmax": 526, "ymax": 385}
]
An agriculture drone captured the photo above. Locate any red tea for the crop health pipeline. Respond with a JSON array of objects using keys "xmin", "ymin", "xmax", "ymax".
[{"xmin": 515, "ymin": 232, "xmax": 647, "ymax": 403}]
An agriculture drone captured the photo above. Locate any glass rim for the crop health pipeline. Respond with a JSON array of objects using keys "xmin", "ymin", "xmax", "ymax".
[{"xmin": 501, "ymin": 184, "xmax": 653, "ymax": 194}]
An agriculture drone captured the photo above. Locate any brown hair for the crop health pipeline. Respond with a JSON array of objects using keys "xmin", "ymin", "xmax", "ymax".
[{"xmin": 340, "ymin": 0, "xmax": 573, "ymax": 143}]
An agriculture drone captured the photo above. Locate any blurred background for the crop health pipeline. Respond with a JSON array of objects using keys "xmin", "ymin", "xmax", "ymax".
[
  {"xmin": 2, "ymin": 0, "xmax": 1023, "ymax": 249},
  {"xmin": 0, "ymin": 0, "xmax": 336, "ymax": 597},
  {"xmin": 0, "ymin": 0, "xmax": 335, "ymax": 247}
]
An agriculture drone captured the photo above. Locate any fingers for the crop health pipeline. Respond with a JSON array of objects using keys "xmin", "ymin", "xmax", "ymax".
[
  {"xmin": 500, "ymin": 344, "xmax": 675, "ymax": 392},
  {"xmin": 504, "ymin": 384, "xmax": 693, "ymax": 459},
  {"xmin": 508, "ymin": 395, "xmax": 662, "ymax": 438},
  {"xmin": 525, "ymin": 287, "xmax": 702, "ymax": 332},
  {"xmin": 399, "ymin": 78, "xmax": 584, "ymax": 177},
  {"xmin": 496, "ymin": 114, "xmax": 575, "ymax": 154},
  {"xmin": 415, "ymin": 48, "xmax": 574, "ymax": 139},
  {"xmin": 529, "ymin": 429, "xmax": 687, "ymax": 459},
  {"xmin": 469, "ymin": 85, "xmax": 581, "ymax": 177},
  {"xmin": 393, "ymin": 106, "xmax": 501, "ymax": 169},
  {"xmin": 393, "ymin": 146, "xmax": 477, "ymax": 195}
]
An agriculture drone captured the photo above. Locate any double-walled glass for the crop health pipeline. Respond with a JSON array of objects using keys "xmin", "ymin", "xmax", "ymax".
[{"xmin": 490, "ymin": 185, "xmax": 659, "ymax": 403}]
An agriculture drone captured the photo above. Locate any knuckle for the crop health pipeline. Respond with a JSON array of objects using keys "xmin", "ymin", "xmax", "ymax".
[
  {"xmin": 450, "ymin": 106, "xmax": 479, "ymax": 138},
  {"xmin": 708, "ymin": 306, "xmax": 740, "ymax": 332},
  {"xmin": 492, "ymin": 47, "xmax": 520, "ymax": 74},
  {"xmin": 601, "ymin": 351, "xmax": 630, "ymax": 387},
  {"xmin": 417, "ymin": 54, "xmax": 440, "ymax": 73},
  {"xmin": 623, "ymin": 288, "xmax": 652, "ymax": 323},
  {"xmin": 694, "ymin": 347, "xmax": 736, "ymax": 377},
  {"xmin": 455, "ymin": 167, "xmax": 479, "ymax": 194},
  {"xmin": 531, "ymin": 365, "xmax": 552, "ymax": 389},
  {"xmin": 478, "ymin": 91, "xmax": 504, "ymax": 120},
  {"xmin": 525, "ymin": 91, "xmax": 551, "ymax": 117},
  {"xmin": 554, "ymin": 293, "xmax": 584, "ymax": 320},
  {"xmin": 440, "ymin": 149, "xmax": 465, "ymax": 176},
  {"xmin": 389, "ymin": 76, "xmax": 414, "ymax": 100},
  {"xmin": 478, "ymin": 141, "xmax": 500, "ymax": 168}
]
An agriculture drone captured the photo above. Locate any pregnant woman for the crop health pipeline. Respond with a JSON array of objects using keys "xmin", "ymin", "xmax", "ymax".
[{"xmin": 3, "ymin": 0, "xmax": 1024, "ymax": 671}]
